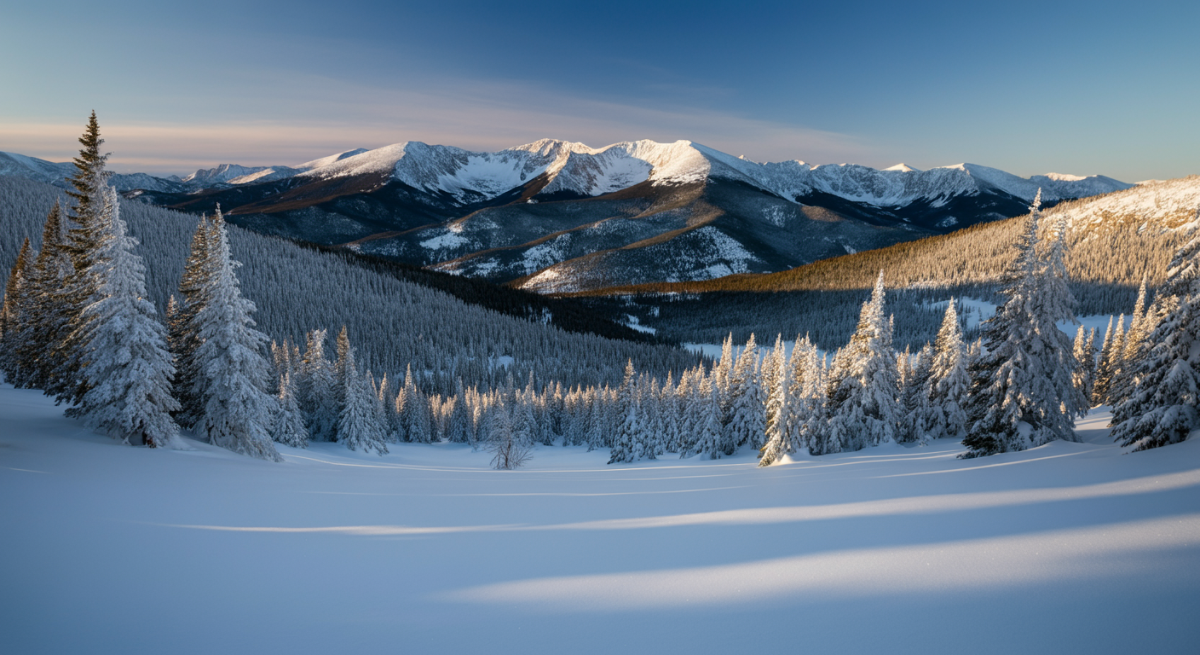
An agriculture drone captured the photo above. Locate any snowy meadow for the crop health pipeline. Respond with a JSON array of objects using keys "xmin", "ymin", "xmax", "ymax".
[{"xmin": 2, "ymin": 383, "xmax": 1198, "ymax": 655}]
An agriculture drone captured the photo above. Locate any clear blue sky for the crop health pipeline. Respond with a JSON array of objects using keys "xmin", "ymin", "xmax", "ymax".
[{"xmin": 2, "ymin": 0, "xmax": 1196, "ymax": 181}]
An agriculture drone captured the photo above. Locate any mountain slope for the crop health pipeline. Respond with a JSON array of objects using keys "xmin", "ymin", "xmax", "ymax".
[{"xmin": 569, "ymin": 176, "xmax": 1197, "ymax": 349}]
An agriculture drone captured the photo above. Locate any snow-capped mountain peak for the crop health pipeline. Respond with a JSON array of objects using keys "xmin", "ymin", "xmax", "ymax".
[{"xmin": 2, "ymin": 140, "xmax": 1135, "ymax": 216}]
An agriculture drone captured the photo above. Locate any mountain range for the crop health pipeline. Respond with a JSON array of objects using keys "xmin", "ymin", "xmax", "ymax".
[{"xmin": 0, "ymin": 141, "xmax": 1133, "ymax": 292}]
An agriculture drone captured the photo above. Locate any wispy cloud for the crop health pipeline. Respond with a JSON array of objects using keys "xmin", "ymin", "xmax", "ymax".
[{"xmin": 0, "ymin": 73, "xmax": 873, "ymax": 175}]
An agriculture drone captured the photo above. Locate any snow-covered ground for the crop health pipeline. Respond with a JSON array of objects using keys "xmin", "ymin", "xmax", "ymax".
[{"xmin": 2, "ymin": 383, "xmax": 1198, "ymax": 654}]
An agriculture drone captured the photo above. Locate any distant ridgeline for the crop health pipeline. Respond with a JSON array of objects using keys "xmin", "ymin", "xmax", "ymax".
[
  {"xmin": 0, "ymin": 176, "xmax": 700, "ymax": 395},
  {"xmin": 572, "ymin": 177, "xmax": 1200, "ymax": 351}
]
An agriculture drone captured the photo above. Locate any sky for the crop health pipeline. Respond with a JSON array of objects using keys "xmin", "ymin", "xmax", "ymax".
[{"xmin": 1, "ymin": 0, "xmax": 1197, "ymax": 182}]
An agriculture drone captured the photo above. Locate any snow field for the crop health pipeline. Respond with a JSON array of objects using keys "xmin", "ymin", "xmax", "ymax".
[{"xmin": 2, "ymin": 383, "xmax": 1198, "ymax": 654}]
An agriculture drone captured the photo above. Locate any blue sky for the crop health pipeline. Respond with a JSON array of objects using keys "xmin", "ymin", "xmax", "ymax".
[{"xmin": 2, "ymin": 0, "xmax": 1196, "ymax": 181}]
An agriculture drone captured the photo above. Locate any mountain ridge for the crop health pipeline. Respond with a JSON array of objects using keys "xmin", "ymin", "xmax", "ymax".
[{"xmin": 0, "ymin": 141, "xmax": 1136, "ymax": 294}]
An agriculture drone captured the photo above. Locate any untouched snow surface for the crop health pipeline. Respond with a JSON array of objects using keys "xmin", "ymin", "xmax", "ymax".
[{"xmin": 2, "ymin": 383, "xmax": 1198, "ymax": 654}]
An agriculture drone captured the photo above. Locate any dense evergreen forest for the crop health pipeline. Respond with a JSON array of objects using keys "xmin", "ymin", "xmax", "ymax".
[{"xmin": 0, "ymin": 176, "xmax": 701, "ymax": 397}]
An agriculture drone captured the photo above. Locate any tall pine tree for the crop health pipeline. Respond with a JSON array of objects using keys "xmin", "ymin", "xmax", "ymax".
[
  {"xmin": 824, "ymin": 271, "xmax": 900, "ymax": 453},
  {"xmin": 193, "ymin": 212, "xmax": 281, "ymax": 461},
  {"xmin": 66, "ymin": 186, "xmax": 180, "ymax": 448},
  {"xmin": 47, "ymin": 113, "xmax": 113, "ymax": 403},
  {"xmin": 962, "ymin": 193, "xmax": 1086, "ymax": 458}
]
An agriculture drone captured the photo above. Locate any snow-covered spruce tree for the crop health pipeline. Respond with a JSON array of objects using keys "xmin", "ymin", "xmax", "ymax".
[
  {"xmin": 725, "ymin": 334, "xmax": 765, "ymax": 455},
  {"xmin": 677, "ymin": 371, "xmax": 703, "ymax": 456},
  {"xmin": 401, "ymin": 365, "xmax": 433, "ymax": 443},
  {"xmin": 1072, "ymin": 326, "xmax": 1097, "ymax": 412},
  {"xmin": 641, "ymin": 377, "xmax": 663, "ymax": 459},
  {"xmin": 1036, "ymin": 208, "xmax": 1089, "ymax": 420},
  {"xmin": 170, "ymin": 212, "xmax": 217, "ymax": 427},
  {"xmin": 692, "ymin": 378, "xmax": 724, "ymax": 459},
  {"xmin": 824, "ymin": 271, "xmax": 900, "ymax": 453},
  {"xmin": 334, "ymin": 325, "xmax": 351, "ymax": 409},
  {"xmin": 65, "ymin": 186, "xmax": 180, "ymax": 448},
  {"xmin": 337, "ymin": 347, "xmax": 388, "ymax": 455},
  {"xmin": 661, "ymin": 372, "xmax": 682, "ymax": 454},
  {"xmin": 20, "ymin": 201, "xmax": 73, "ymax": 390},
  {"xmin": 713, "ymin": 334, "xmax": 735, "ymax": 432},
  {"xmin": 1110, "ymin": 213, "xmax": 1200, "ymax": 451},
  {"xmin": 1109, "ymin": 277, "xmax": 1152, "ymax": 408},
  {"xmin": 929, "ymin": 299, "xmax": 970, "ymax": 441},
  {"xmin": 512, "ymin": 387, "xmax": 537, "ymax": 448},
  {"xmin": 785, "ymin": 335, "xmax": 825, "ymax": 454},
  {"xmin": 962, "ymin": 193, "xmax": 1087, "ymax": 458},
  {"xmin": 447, "ymin": 378, "xmax": 471, "ymax": 443},
  {"xmin": 47, "ymin": 113, "xmax": 114, "ymax": 403},
  {"xmin": 759, "ymin": 335, "xmax": 792, "ymax": 466},
  {"xmin": 585, "ymin": 387, "xmax": 606, "ymax": 452},
  {"xmin": 193, "ymin": 212, "xmax": 281, "ymax": 461},
  {"xmin": 608, "ymin": 360, "xmax": 639, "ymax": 464},
  {"xmin": 299, "ymin": 329, "xmax": 338, "ymax": 441},
  {"xmin": 1092, "ymin": 316, "xmax": 1119, "ymax": 406},
  {"xmin": 898, "ymin": 343, "xmax": 935, "ymax": 445},
  {"xmin": 0, "ymin": 238, "xmax": 35, "ymax": 385},
  {"xmin": 271, "ymin": 371, "xmax": 309, "ymax": 448}
]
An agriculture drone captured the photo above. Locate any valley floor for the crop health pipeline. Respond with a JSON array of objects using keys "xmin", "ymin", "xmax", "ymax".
[{"xmin": 2, "ymin": 382, "xmax": 1198, "ymax": 654}]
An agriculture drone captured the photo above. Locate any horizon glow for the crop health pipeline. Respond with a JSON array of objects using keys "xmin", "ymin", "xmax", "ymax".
[{"xmin": 2, "ymin": 0, "xmax": 1197, "ymax": 182}]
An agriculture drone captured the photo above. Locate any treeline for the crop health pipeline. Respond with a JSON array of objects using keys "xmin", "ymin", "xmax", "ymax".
[{"xmin": 292, "ymin": 241, "xmax": 675, "ymax": 346}]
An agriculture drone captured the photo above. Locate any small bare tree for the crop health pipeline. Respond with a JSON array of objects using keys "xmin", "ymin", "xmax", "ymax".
[{"xmin": 489, "ymin": 400, "xmax": 532, "ymax": 470}]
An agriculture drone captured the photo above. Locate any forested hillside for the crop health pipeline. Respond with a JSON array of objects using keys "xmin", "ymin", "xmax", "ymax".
[
  {"xmin": 573, "ymin": 178, "xmax": 1198, "ymax": 348},
  {"xmin": 0, "ymin": 176, "xmax": 700, "ymax": 394}
]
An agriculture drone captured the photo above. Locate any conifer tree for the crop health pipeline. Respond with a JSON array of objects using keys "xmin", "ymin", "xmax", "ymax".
[
  {"xmin": 725, "ymin": 334, "xmax": 765, "ymax": 454},
  {"xmin": 0, "ymin": 238, "xmax": 35, "ymax": 385},
  {"xmin": 759, "ymin": 335, "xmax": 792, "ymax": 466},
  {"xmin": 299, "ymin": 329, "xmax": 338, "ymax": 441},
  {"xmin": 661, "ymin": 371, "xmax": 682, "ymax": 453},
  {"xmin": 785, "ymin": 335, "xmax": 824, "ymax": 453},
  {"xmin": 171, "ymin": 213, "xmax": 218, "ymax": 427},
  {"xmin": 66, "ymin": 186, "xmax": 180, "ymax": 448},
  {"xmin": 692, "ymin": 378, "xmax": 723, "ymax": 459},
  {"xmin": 1093, "ymin": 316, "xmax": 1119, "ymax": 405},
  {"xmin": 825, "ymin": 271, "xmax": 900, "ymax": 452},
  {"xmin": 193, "ymin": 212, "xmax": 281, "ymax": 461},
  {"xmin": 929, "ymin": 299, "xmax": 970, "ymax": 440},
  {"xmin": 20, "ymin": 201, "xmax": 73, "ymax": 389},
  {"xmin": 1110, "ymin": 214, "xmax": 1200, "ymax": 451},
  {"xmin": 899, "ymin": 343, "xmax": 935, "ymax": 444},
  {"xmin": 447, "ymin": 378, "xmax": 471, "ymax": 443},
  {"xmin": 271, "ymin": 371, "xmax": 309, "ymax": 448},
  {"xmin": 608, "ymin": 360, "xmax": 639, "ymax": 464},
  {"xmin": 962, "ymin": 193, "xmax": 1086, "ymax": 458},
  {"xmin": 335, "ymin": 325, "xmax": 351, "ymax": 406},
  {"xmin": 1072, "ymin": 326, "xmax": 1097, "ymax": 411},
  {"xmin": 1110, "ymin": 278, "xmax": 1152, "ymax": 407},
  {"xmin": 47, "ymin": 113, "xmax": 114, "ymax": 402},
  {"xmin": 401, "ymin": 364, "xmax": 433, "ymax": 443},
  {"xmin": 337, "ymin": 347, "xmax": 388, "ymax": 455}
]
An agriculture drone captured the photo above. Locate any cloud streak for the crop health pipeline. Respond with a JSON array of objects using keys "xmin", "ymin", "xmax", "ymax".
[{"xmin": 0, "ymin": 73, "xmax": 873, "ymax": 175}]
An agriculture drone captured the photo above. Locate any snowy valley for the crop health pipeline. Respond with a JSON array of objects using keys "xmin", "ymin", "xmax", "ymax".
[{"xmin": 3, "ymin": 384, "xmax": 1198, "ymax": 655}]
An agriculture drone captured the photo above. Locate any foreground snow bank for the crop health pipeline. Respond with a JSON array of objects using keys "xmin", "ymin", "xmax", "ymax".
[{"xmin": 2, "ymin": 383, "xmax": 1198, "ymax": 654}]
